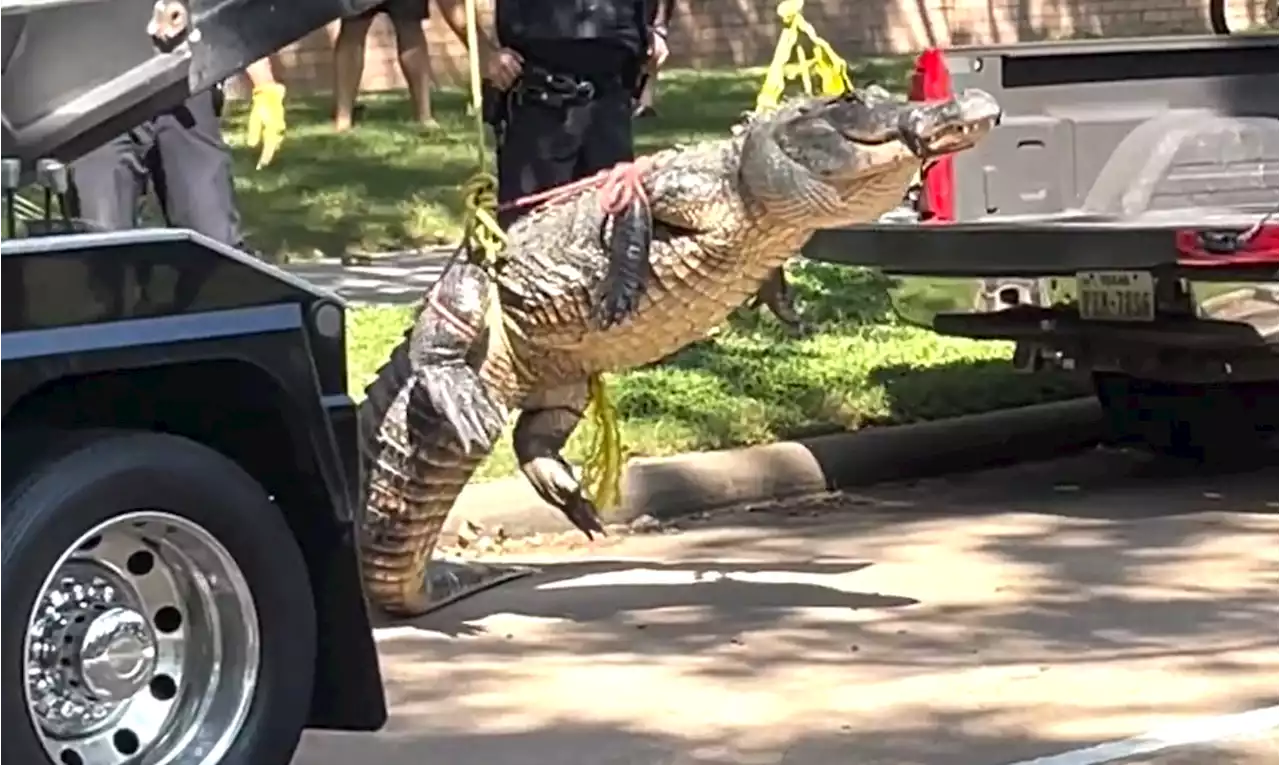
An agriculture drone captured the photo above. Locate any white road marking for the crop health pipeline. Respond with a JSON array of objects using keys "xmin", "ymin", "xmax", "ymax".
[
  {"xmin": 1000, "ymin": 705, "xmax": 1280, "ymax": 765},
  {"xmin": 370, "ymin": 564, "xmax": 873, "ymax": 643},
  {"xmin": 534, "ymin": 566, "xmax": 867, "ymax": 593},
  {"xmin": 373, "ymin": 625, "xmax": 448, "ymax": 643}
]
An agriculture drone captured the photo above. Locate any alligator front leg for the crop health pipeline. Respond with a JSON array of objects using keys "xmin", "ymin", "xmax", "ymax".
[
  {"xmin": 513, "ymin": 383, "xmax": 607, "ymax": 539},
  {"xmin": 752, "ymin": 266, "xmax": 810, "ymax": 337}
]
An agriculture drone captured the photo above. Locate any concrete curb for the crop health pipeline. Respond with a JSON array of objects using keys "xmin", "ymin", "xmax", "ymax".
[{"xmin": 443, "ymin": 397, "xmax": 1105, "ymax": 539}]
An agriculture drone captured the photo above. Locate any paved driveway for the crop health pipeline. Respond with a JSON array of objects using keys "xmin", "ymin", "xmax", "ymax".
[{"xmin": 297, "ymin": 448, "xmax": 1278, "ymax": 765}]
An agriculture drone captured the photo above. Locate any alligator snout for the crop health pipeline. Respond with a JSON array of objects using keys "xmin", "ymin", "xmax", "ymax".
[{"xmin": 900, "ymin": 88, "xmax": 1002, "ymax": 158}]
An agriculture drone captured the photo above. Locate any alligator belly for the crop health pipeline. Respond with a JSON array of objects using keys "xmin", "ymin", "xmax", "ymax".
[{"xmin": 570, "ymin": 265, "xmax": 768, "ymax": 371}]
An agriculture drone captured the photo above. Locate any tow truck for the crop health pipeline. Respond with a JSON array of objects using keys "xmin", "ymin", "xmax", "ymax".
[
  {"xmin": 805, "ymin": 23, "xmax": 1278, "ymax": 460},
  {"xmin": 2, "ymin": 0, "xmax": 389, "ymax": 763}
]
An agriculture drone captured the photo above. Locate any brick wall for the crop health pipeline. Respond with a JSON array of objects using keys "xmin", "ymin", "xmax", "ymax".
[{"xmin": 249, "ymin": 0, "xmax": 1275, "ymax": 97}]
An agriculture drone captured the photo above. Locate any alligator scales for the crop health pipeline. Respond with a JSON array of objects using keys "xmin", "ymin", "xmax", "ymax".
[{"xmin": 358, "ymin": 86, "xmax": 1002, "ymax": 617}]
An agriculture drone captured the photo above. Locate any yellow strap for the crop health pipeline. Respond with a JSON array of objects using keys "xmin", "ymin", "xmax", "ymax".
[
  {"xmin": 754, "ymin": 0, "xmax": 853, "ymax": 114},
  {"xmin": 461, "ymin": 0, "xmax": 505, "ymax": 262},
  {"xmin": 579, "ymin": 373, "xmax": 624, "ymax": 511},
  {"xmin": 455, "ymin": 0, "xmax": 620, "ymax": 510}
]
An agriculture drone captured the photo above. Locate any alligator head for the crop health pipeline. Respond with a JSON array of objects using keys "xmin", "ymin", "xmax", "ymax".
[{"xmin": 740, "ymin": 85, "xmax": 1000, "ymax": 228}]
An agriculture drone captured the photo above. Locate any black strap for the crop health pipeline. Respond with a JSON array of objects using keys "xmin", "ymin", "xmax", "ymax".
[{"xmin": 514, "ymin": 66, "xmax": 597, "ymax": 107}]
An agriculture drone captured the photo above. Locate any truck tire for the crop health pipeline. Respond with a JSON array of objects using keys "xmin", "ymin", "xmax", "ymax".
[
  {"xmin": 1093, "ymin": 373, "xmax": 1279, "ymax": 463},
  {"xmin": 1, "ymin": 429, "xmax": 317, "ymax": 765}
]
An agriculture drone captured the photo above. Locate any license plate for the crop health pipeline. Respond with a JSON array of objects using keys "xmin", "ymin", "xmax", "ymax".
[{"xmin": 1077, "ymin": 270, "xmax": 1155, "ymax": 322}]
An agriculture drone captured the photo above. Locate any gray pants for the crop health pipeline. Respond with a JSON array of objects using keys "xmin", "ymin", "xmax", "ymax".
[{"xmin": 69, "ymin": 89, "xmax": 244, "ymax": 249}]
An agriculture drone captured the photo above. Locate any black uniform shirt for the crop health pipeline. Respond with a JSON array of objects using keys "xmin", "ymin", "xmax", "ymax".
[{"xmin": 497, "ymin": 0, "xmax": 649, "ymax": 79}]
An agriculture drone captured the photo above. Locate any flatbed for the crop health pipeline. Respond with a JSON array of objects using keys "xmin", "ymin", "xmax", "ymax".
[{"xmin": 804, "ymin": 30, "xmax": 1278, "ymax": 459}]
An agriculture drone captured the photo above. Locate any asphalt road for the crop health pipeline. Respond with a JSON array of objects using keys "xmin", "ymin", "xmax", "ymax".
[
  {"xmin": 284, "ymin": 250, "xmax": 450, "ymax": 305},
  {"xmin": 296, "ymin": 447, "xmax": 1278, "ymax": 765}
]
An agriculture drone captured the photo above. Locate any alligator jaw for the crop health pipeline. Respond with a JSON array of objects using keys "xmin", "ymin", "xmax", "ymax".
[{"xmin": 901, "ymin": 88, "xmax": 1002, "ymax": 159}]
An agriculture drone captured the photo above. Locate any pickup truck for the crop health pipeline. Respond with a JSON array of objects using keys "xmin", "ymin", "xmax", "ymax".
[
  {"xmin": 805, "ymin": 30, "xmax": 1278, "ymax": 461},
  {"xmin": 2, "ymin": 0, "xmax": 389, "ymax": 763}
]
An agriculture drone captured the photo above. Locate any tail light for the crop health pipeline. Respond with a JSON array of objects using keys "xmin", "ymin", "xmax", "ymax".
[{"xmin": 910, "ymin": 48, "xmax": 956, "ymax": 224}]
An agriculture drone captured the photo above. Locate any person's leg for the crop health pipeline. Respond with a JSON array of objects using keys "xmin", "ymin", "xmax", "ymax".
[
  {"xmin": 578, "ymin": 89, "xmax": 636, "ymax": 176},
  {"xmin": 68, "ymin": 130, "xmax": 148, "ymax": 231},
  {"xmin": 634, "ymin": 65, "xmax": 659, "ymax": 118},
  {"xmin": 496, "ymin": 99, "xmax": 583, "ymax": 229},
  {"xmin": 152, "ymin": 89, "xmax": 245, "ymax": 249},
  {"xmin": 386, "ymin": 0, "xmax": 434, "ymax": 126},
  {"xmin": 333, "ymin": 12, "xmax": 377, "ymax": 131}
]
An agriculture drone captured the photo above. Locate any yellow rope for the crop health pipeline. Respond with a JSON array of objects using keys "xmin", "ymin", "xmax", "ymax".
[
  {"xmin": 456, "ymin": 0, "xmax": 622, "ymax": 511},
  {"xmin": 579, "ymin": 373, "xmax": 624, "ymax": 511},
  {"xmin": 571, "ymin": 0, "xmax": 852, "ymax": 512},
  {"xmin": 754, "ymin": 0, "xmax": 853, "ymax": 114},
  {"xmin": 460, "ymin": 0, "xmax": 506, "ymax": 262}
]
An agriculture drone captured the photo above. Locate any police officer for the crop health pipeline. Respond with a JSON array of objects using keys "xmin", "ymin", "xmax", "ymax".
[
  {"xmin": 439, "ymin": 0, "xmax": 669, "ymax": 227},
  {"xmin": 68, "ymin": 58, "xmax": 286, "ymax": 251}
]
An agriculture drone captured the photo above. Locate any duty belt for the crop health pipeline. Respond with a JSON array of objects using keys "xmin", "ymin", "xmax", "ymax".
[{"xmin": 514, "ymin": 66, "xmax": 617, "ymax": 108}]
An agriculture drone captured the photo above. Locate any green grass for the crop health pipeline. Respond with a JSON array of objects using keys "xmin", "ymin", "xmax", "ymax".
[
  {"xmin": 346, "ymin": 262, "xmax": 1089, "ymax": 482},
  {"xmin": 222, "ymin": 61, "xmax": 914, "ymax": 261},
  {"xmin": 241, "ymin": 63, "xmax": 1088, "ymax": 482}
]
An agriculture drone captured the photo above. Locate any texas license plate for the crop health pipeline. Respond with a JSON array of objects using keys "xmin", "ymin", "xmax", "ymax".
[{"xmin": 1077, "ymin": 270, "xmax": 1155, "ymax": 322}]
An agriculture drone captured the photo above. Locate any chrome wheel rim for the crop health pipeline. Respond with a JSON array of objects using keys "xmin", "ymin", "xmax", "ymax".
[{"xmin": 23, "ymin": 511, "xmax": 261, "ymax": 765}]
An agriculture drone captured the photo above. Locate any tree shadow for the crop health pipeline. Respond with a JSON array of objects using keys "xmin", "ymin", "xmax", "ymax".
[
  {"xmin": 869, "ymin": 358, "xmax": 1091, "ymax": 424},
  {"xmin": 295, "ymin": 702, "xmax": 1280, "ymax": 765},
  {"xmin": 298, "ymin": 473, "xmax": 1278, "ymax": 762}
]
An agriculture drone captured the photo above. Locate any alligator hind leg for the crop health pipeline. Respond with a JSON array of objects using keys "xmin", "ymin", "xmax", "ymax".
[{"xmin": 513, "ymin": 383, "xmax": 607, "ymax": 539}]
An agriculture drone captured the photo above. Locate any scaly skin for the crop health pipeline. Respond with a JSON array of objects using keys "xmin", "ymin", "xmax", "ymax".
[{"xmin": 359, "ymin": 87, "xmax": 1002, "ymax": 617}]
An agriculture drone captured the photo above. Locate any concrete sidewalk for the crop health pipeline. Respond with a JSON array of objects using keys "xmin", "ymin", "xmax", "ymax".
[
  {"xmin": 296, "ymin": 450, "xmax": 1279, "ymax": 765},
  {"xmin": 284, "ymin": 248, "xmax": 452, "ymax": 305}
]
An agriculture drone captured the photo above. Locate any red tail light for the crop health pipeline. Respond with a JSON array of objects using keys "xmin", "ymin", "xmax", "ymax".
[
  {"xmin": 910, "ymin": 48, "xmax": 956, "ymax": 224},
  {"xmin": 1176, "ymin": 222, "xmax": 1279, "ymax": 267}
]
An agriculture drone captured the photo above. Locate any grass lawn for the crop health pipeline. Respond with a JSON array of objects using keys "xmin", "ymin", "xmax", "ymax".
[
  {"xmin": 229, "ymin": 63, "xmax": 1090, "ymax": 482},
  {"xmin": 222, "ymin": 61, "xmax": 913, "ymax": 261}
]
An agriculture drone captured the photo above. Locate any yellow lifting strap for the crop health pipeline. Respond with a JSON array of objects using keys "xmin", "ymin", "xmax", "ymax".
[
  {"xmin": 754, "ymin": 0, "xmax": 853, "ymax": 114},
  {"xmin": 457, "ymin": 0, "xmax": 624, "ymax": 512},
  {"xmin": 460, "ymin": 0, "xmax": 505, "ymax": 264}
]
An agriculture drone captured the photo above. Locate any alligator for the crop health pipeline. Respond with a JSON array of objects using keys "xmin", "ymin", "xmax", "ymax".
[{"xmin": 358, "ymin": 85, "xmax": 1002, "ymax": 617}]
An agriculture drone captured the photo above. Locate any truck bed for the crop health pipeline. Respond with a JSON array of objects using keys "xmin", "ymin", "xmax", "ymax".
[{"xmin": 805, "ymin": 207, "xmax": 1279, "ymax": 277}]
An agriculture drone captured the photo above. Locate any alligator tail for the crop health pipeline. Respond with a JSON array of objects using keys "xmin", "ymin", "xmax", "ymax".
[
  {"xmin": 358, "ymin": 342, "xmax": 492, "ymax": 616},
  {"xmin": 355, "ymin": 260, "xmax": 527, "ymax": 617}
]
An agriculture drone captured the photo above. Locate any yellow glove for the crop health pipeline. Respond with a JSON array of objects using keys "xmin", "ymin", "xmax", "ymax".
[{"xmin": 246, "ymin": 83, "xmax": 287, "ymax": 169}]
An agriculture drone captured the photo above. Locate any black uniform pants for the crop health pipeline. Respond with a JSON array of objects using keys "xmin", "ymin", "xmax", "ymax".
[
  {"xmin": 496, "ymin": 87, "xmax": 635, "ymax": 228},
  {"xmin": 69, "ymin": 89, "xmax": 244, "ymax": 249}
]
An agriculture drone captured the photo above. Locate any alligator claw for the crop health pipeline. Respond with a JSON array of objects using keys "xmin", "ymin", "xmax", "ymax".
[
  {"xmin": 418, "ymin": 365, "xmax": 507, "ymax": 455},
  {"xmin": 562, "ymin": 494, "xmax": 607, "ymax": 540},
  {"xmin": 521, "ymin": 455, "xmax": 607, "ymax": 539}
]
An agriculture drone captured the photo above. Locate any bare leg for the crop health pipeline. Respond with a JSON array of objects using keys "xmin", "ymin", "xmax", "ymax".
[
  {"xmin": 513, "ymin": 383, "xmax": 606, "ymax": 538},
  {"xmin": 333, "ymin": 16, "xmax": 374, "ymax": 132},
  {"xmin": 634, "ymin": 66, "xmax": 658, "ymax": 118},
  {"xmin": 392, "ymin": 17, "xmax": 434, "ymax": 126}
]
